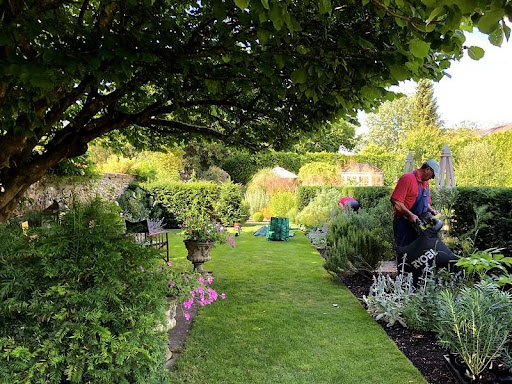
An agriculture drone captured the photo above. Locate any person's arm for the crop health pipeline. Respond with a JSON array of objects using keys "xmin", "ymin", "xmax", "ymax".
[
  {"xmin": 427, "ymin": 204, "xmax": 439, "ymax": 216},
  {"xmin": 390, "ymin": 197, "xmax": 419, "ymax": 224}
]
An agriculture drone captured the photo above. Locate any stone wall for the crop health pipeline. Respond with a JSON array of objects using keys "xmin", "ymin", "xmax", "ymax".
[{"xmin": 16, "ymin": 173, "xmax": 137, "ymax": 214}]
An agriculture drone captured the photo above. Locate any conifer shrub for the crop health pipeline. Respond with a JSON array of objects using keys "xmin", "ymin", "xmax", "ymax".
[{"xmin": 0, "ymin": 200, "xmax": 173, "ymax": 383}]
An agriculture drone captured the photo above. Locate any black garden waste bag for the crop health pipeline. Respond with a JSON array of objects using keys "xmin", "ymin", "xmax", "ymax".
[{"xmin": 397, "ymin": 220, "xmax": 457, "ymax": 281}]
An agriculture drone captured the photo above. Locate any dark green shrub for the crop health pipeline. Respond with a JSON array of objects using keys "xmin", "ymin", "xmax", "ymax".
[
  {"xmin": 447, "ymin": 187, "xmax": 512, "ymax": 256},
  {"xmin": 220, "ymin": 152, "xmax": 262, "ymax": 184},
  {"xmin": 47, "ymin": 154, "xmax": 97, "ymax": 177},
  {"xmin": 215, "ymin": 181, "xmax": 249, "ymax": 226},
  {"xmin": 0, "ymin": 199, "xmax": 171, "ymax": 383}
]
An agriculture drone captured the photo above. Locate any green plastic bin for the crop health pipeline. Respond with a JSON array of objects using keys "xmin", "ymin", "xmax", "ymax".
[{"xmin": 266, "ymin": 217, "xmax": 290, "ymax": 241}]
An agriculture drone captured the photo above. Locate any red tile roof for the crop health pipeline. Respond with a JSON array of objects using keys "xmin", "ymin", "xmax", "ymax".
[{"xmin": 474, "ymin": 123, "xmax": 512, "ymax": 136}]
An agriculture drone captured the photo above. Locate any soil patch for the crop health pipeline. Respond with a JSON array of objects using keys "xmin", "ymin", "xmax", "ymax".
[{"xmin": 341, "ymin": 274, "xmax": 456, "ymax": 384}]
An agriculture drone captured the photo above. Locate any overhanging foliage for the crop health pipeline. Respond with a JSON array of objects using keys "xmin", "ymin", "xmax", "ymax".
[{"xmin": 0, "ymin": 0, "xmax": 510, "ymax": 220}]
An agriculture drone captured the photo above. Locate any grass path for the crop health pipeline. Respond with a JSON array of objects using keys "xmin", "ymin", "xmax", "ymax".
[{"xmin": 167, "ymin": 226, "xmax": 426, "ymax": 384}]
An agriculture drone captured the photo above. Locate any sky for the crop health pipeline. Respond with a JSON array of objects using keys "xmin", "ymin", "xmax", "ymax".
[{"xmin": 358, "ymin": 29, "xmax": 512, "ymax": 133}]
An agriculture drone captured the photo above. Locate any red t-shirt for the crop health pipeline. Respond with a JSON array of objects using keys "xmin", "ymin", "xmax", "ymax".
[
  {"xmin": 339, "ymin": 196, "xmax": 356, "ymax": 207},
  {"xmin": 391, "ymin": 170, "xmax": 431, "ymax": 216}
]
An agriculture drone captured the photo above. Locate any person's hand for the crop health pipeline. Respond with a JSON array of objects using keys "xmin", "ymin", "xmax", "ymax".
[
  {"xmin": 430, "ymin": 208, "xmax": 439, "ymax": 216},
  {"xmin": 408, "ymin": 213, "xmax": 419, "ymax": 224}
]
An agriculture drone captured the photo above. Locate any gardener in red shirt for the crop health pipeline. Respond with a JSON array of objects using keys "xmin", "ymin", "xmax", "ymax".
[
  {"xmin": 390, "ymin": 159, "xmax": 440, "ymax": 247},
  {"xmin": 338, "ymin": 196, "xmax": 360, "ymax": 213}
]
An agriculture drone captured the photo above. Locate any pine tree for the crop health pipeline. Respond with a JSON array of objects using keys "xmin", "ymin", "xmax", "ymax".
[{"xmin": 412, "ymin": 79, "xmax": 442, "ymax": 127}]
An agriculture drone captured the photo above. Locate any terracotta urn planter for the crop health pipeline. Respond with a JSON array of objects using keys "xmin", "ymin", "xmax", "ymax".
[{"xmin": 184, "ymin": 240, "xmax": 213, "ymax": 273}]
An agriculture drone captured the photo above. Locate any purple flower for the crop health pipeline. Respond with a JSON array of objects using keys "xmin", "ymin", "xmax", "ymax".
[
  {"xmin": 167, "ymin": 260, "xmax": 172, "ymax": 267},
  {"xmin": 184, "ymin": 312, "xmax": 191, "ymax": 321},
  {"xmin": 139, "ymin": 266, "xmax": 145, "ymax": 272},
  {"xmin": 167, "ymin": 280, "xmax": 175, "ymax": 288},
  {"xmin": 221, "ymin": 293, "xmax": 226, "ymax": 300}
]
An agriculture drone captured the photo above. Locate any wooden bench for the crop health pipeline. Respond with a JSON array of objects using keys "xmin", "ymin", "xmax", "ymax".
[{"xmin": 125, "ymin": 220, "xmax": 170, "ymax": 262}]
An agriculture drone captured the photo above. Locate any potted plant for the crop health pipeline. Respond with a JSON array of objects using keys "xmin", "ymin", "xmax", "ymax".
[{"xmin": 180, "ymin": 215, "xmax": 235, "ymax": 273}]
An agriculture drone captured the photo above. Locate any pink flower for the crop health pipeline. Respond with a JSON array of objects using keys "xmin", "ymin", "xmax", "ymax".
[
  {"xmin": 139, "ymin": 266, "xmax": 145, "ymax": 272},
  {"xmin": 199, "ymin": 276, "xmax": 205, "ymax": 285},
  {"xmin": 183, "ymin": 298, "xmax": 194, "ymax": 309},
  {"xmin": 167, "ymin": 260, "xmax": 172, "ymax": 267},
  {"xmin": 207, "ymin": 277, "xmax": 214, "ymax": 285},
  {"xmin": 184, "ymin": 312, "xmax": 191, "ymax": 321},
  {"xmin": 221, "ymin": 293, "xmax": 226, "ymax": 300},
  {"xmin": 189, "ymin": 290, "xmax": 196, "ymax": 298},
  {"xmin": 196, "ymin": 287, "xmax": 204, "ymax": 294},
  {"xmin": 208, "ymin": 288, "xmax": 218, "ymax": 301},
  {"xmin": 167, "ymin": 280, "xmax": 175, "ymax": 288}
]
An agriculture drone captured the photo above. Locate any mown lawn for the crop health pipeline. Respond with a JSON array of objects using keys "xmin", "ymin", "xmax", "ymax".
[{"xmin": 166, "ymin": 226, "xmax": 426, "ymax": 384}]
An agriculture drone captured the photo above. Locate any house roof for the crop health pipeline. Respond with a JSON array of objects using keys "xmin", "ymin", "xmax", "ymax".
[
  {"xmin": 341, "ymin": 162, "xmax": 383, "ymax": 174},
  {"xmin": 474, "ymin": 123, "xmax": 512, "ymax": 136}
]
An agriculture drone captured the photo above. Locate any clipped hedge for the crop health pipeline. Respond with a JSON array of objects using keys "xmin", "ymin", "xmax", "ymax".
[
  {"xmin": 147, "ymin": 181, "xmax": 220, "ymax": 224},
  {"xmin": 146, "ymin": 181, "xmax": 247, "ymax": 225},
  {"xmin": 448, "ymin": 187, "xmax": 512, "ymax": 255},
  {"xmin": 296, "ymin": 186, "xmax": 393, "ymax": 212}
]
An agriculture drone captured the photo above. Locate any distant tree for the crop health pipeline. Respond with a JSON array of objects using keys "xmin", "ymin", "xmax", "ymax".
[
  {"xmin": 294, "ymin": 119, "xmax": 357, "ymax": 153},
  {"xmin": 365, "ymin": 96, "xmax": 415, "ymax": 150},
  {"xmin": 398, "ymin": 123, "xmax": 445, "ymax": 163},
  {"xmin": 411, "ymin": 79, "xmax": 442, "ymax": 127}
]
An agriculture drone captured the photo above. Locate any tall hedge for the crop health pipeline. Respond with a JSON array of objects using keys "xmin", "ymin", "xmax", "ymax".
[{"xmin": 296, "ymin": 186, "xmax": 393, "ymax": 211}]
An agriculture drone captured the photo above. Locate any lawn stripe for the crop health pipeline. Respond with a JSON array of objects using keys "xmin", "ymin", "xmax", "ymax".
[{"xmin": 168, "ymin": 227, "xmax": 427, "ymax": 384}]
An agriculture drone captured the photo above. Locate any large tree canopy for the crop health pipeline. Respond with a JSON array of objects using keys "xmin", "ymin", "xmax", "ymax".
[{"xmin": 0, "ymin": 0, "xmax": 510, "ymax": 220}]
